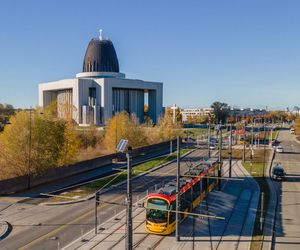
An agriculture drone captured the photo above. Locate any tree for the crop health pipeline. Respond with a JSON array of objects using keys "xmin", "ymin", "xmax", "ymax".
[
  {"xmin": 146, "ymin": 112, "xmax": 182, "ymax": 144},
  {"xmin": 0, "ymin": 103, "xmax": 15, "ymax": 132},
  {"xmin": 102, "ymin": 112, "xmax": 147, "ymax": 151},
  {"xmin": 295, "ymin": 118, "xmax": 300, "ymax": 135},
  {"xmin": 211, "ymin": 101, "xmax": 229, "ymax": 124},
  {"xmin": 165, "ymin": 107, "xmax": 182, "ymax": 123},
  {"xmin": 0, "ymin": 107, "xmax": 80, "ymax": 179}
]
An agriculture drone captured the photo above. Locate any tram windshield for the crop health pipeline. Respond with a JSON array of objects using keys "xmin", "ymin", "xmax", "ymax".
[{"xmin": 146, "ymin": 198, "xmax": 168, "ymax": 223}]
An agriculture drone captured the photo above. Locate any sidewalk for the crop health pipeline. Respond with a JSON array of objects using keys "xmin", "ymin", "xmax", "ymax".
[{"xmin": 62, "ymin": 160, "xmax": 260, "ymax": 250}]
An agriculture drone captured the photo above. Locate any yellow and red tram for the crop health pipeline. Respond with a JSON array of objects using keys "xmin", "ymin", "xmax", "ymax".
[{"xmin": 145, "ymin": 158, "xmax": 219, "ymax": 235}]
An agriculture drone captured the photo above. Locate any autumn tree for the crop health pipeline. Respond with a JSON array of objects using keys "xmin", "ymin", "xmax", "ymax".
[
  {"xmin": 146, "ymin": 112, "xmax": 182, "ymax": 144},
  {"xmin": 103, "ymin": 112, "xmax": 147, "ymax": 152},
  {"xmin": 295, "ymin": 118, "xmax": 300, "ymax": 135},
  {"xmin": 0, "ymin": 107, "xmax": 80, "ymax": 179}
]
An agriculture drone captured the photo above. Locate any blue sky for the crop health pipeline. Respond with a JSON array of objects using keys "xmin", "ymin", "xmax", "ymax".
[{"xmin": 0, "ymin": 0, "xmax": 300, "ymax": 110}]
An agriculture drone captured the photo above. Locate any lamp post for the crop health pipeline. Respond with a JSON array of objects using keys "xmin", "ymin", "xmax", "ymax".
[
  {"xmin": 208, "ymin": 118, "xmax": 211, "ymax": 158},
  {"xmin": 229, "ymin": 123, "xmax": 232, "ymax": 178},
  {"xmin": 27, "ymin": 106, "xmax": 32, "ymax": 189}
]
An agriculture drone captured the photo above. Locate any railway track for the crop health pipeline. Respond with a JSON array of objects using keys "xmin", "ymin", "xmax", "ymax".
[
  {"xmin": 217, "ymin": 162, "xmax": 254, "ymax": 250},
  {"xmin": 193, "ymin": 160, "xmax": 255, "ymax": 250}
]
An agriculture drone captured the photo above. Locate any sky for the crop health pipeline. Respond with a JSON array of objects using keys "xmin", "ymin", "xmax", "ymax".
[{"xmin": 0, "ymin": 0, "xmax": 300, "ymax": 110}]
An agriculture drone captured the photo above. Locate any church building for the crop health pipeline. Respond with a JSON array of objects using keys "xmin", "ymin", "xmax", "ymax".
[{"xmin": 38, "ymin": 30, "xmax": 163, "ymax": 125}]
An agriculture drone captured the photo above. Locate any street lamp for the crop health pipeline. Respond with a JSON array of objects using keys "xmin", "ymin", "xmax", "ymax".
[{"xmin": 28, "ymin": 106, "xmax": 32, "ymax": 189}]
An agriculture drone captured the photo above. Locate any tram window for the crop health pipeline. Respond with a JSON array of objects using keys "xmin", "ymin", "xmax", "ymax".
[
  {"xmin": 193, "ymin": 181, "xmax": 201, "ymax": 199},
  {"xmin": 180, "ymin": 192, "xmax": 186, "ymax": 209},
  {"xmin": 169, "ymin": 201, "xmax": 176, "ymax": 223},
  {"xmin": 146, "ymin": 198, "xmax": 168, "ymax": 223},
  {"xmin": 181, "ymin": 191, "xmax": 189, "ymax": 210},
  {"xmin": 186, "ymin": 188, "xmax": 192, "ymax": 207},
  {"xmin": 203, "ymin": 177, "xmax": 208, "ymax": 191}
]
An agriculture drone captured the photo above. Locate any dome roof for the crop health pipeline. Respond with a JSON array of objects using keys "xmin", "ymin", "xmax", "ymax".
[{"xmin": 82, "ymin": 37, "xmax": 119, "ymax": 73}]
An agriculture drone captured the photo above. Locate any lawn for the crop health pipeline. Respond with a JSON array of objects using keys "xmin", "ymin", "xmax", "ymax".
[
  {"xmin": 182, "ymin": 128, "xmax": 208, "ymax": 139},
  {"xmin": 46, "ymin": 148, "xmax": 192, "ymax": 203},
  {"xmin": 242, "ymin": 153, "xmax": 271, "ymax": 250}
]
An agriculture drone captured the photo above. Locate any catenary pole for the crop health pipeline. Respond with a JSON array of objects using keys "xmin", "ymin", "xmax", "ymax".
[
  {"xmin": 218, "ymin": 125, "xmax": 222, "ymax": 191},
  {"xmin": 229, "ymin": 123, "xmax": 232, "ymax": 178},
  {"xmin": 28, "ymin": 106, "xmax": 32, "ymax": 189},
  {"xmin": 208, "ymin": 119, "xmax": 211, "ymax": 158},
  {"xmin": 176, "ymin": 136, "xmax": 181, "ymax": 241},
  {"xmin": 126, "ymin": 146, "xmax": 133, "ymax": 250}
]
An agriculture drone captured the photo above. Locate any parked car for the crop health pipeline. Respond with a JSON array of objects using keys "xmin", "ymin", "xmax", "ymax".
[
  {"xmin": 209, "ymin": 144, "xmax": 216, "ymax": 150},
  {"xmin": 276, "ymin": 145, "xmax": 284, "ymax": 153},
  {"xmin": 272, "ymin": 165, "xmax": 286, "ymax": 180},
  {"xmin": 290, "ymin": 128, "xmax": 295, "ymax": 134}
]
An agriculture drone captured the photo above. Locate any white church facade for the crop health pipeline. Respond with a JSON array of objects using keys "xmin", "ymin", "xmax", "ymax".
[{"xmin": 38, "ymin": 31, "xmax": 163, "ymax": 125}]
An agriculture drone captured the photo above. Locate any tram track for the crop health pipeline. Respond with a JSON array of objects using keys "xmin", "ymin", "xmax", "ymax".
[
  {"xmin": 203, "ymin": 160, "xmax": 255, "ymax": 250},
  {"xmin": 80, "ymin": 206, "xmax": 145, "ymax": 250}
]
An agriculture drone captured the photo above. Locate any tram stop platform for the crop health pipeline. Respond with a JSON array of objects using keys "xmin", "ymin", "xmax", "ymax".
[{"xmin": 63, "ymin": 160, "xmax": 260, "ymax": 250}]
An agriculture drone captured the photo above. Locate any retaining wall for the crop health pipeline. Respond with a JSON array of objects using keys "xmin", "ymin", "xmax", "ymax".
[{"xmin": 0, "ymin": 140, "xmax": 177, "ymax": 195}]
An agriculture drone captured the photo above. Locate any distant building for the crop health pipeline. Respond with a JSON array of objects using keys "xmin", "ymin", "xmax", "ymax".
[
  {"xmin": 229, "ymin": 108, "xmax": 267, "ymax": 118},
  {"xmin": 180, "ymin": 108, "xmax": 213, "ymax": 122},
  {"xmin": 39, "ymin": 30, "xmax": 163, "ymax": 125}
]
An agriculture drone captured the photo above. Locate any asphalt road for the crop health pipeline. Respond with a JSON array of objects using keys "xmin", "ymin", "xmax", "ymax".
[
  {"xmin": 64, "ymin": 160, "xmax": 259, "ymax": 250},
  {"xmin": 272, "ymin": 130, "xmax": 300, "ymax": 249},
  {"xmin": 0, "ymin": 148, "xmax": 208, "ymax": 250}
]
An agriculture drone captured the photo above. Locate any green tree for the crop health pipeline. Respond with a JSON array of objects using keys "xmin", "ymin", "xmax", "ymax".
[{"xmin": 211, "ymin": 101, "xmax": 229, "ymax": 124}]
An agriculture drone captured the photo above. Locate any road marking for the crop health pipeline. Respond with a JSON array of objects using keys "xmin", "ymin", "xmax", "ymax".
[
  {"xmin": 18, "ymin": 153, "xmax": 199, "ymax": 249},
  {"xmin": 18, "ymin": 150, "xmax": 204, "ymax": 249},
  {"xmin": 18, "ymin": 195, "xmax": 122, "ymax": 250}
]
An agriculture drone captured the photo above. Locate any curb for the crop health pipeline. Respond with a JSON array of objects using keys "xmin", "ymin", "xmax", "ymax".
[
  {"xmin": 41, "ymin": 148, "xmax": 197, "ymax": 206},
  {"xmin": 0, "ymin": 221, "xmax": 11, "ymax": 240},
  {"xmin": 294, "ymin": 136, "xmax": 300, "ymax": 145},
  {"xmin": 237, "ymin": 161, "xmax": 261, "ymax": 250}
]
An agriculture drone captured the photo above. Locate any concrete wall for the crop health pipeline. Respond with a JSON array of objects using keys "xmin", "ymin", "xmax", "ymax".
[{"xmin": 0, "ymin": 140, "xmax": 176, "ymax": 195}]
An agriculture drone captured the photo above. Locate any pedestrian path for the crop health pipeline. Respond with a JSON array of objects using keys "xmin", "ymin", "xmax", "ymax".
[{"xmin": 63, "ymin": 160, "xmax": 260, "ymax": 250}]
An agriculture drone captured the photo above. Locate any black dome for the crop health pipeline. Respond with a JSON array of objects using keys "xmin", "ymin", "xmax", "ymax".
[{"xmin": 82, "ymin": 38, "xmax": 119, "ymax": 73}]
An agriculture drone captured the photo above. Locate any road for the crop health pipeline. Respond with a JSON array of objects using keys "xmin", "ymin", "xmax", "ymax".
[
  {"xmin": 272, "ymin": 130, "xmax": 300, "ymax": 249},
  {"xmin": 63, "ymin": 160, "xmax": 259, "ymax": 250},
  {"xmin": 0, "ymin": 148, "xmax": 208, "ymax": 250}
]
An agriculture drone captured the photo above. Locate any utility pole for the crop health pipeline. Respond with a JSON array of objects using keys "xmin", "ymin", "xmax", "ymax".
[
  {"xmin": 176, "ymin": 136, "xmax": 181, "ymax": 241},
  {"xmin": 251, "ymin": 120, "xmax": 254, "ymax": 149},
  {"xmin": 208, "ymin": 119, "xmax": 211, "ymax": 158},
  {"xmin": 95, "ymin": 191, "xmax": 100, "ymax": 234},
  {"xmin": 218, "ymin": 125, "xmax": 222, "ymax": 191},
  {"xmin": 28, "ymin": 106, "xmax": 32, "ymax": 189},
  {"xmin": 260, "ymin": 192, "xmax": 264, "ymax": 231},
  {"xmin": 263, "ymin": 120, "xmax": 266, "ymax": 178},
  {"xmin": 242, "ymin": 122, "xmax": 246, "ymax": 163},
  {"xmin": 229, "ymin": 123, "xmax": 232, "ymax": 178},
  {"xmin": 126, "ymin": 146, "xmax": 133, "ymax": 250}
]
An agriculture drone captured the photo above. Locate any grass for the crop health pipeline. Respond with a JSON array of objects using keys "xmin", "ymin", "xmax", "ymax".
[
  {"xmin": 46, "ymin": 148, "xmax": 193, "ymax": 203},
  {"xmin": 182, "ymin": 128, "xmax": 208, "ymax": 139},
  {"xmin": 242, "ymin": 152, "xmax": 271, "ymax": 250},
  {"xmin": 221, "ymin": 142, "xmax": 271, "ymax": 250}
]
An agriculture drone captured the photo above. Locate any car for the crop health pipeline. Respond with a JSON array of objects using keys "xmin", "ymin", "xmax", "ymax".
[
  {"xmin": 209, "ymin": 138, "xmax": 218, "ymax": 144},
  {"xmin": 209, "ymin": 144, "xmax": 216, "ymax": 150},
  {"xmin": 290, "ymin": 128, "xmax": 295, "ymax": 134},
  {"xmin": 276, "ymin": 145, "xmax": 284, "ymax": 153},
  {"xmin": 272, "ymin": 165, "xmax": 286, "ymax": 180}
]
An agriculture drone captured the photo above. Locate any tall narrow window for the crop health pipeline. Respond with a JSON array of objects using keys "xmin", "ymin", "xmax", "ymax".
[{"xmin": 88, "ymin": 87, "xmax": 96, "ymax": 106}]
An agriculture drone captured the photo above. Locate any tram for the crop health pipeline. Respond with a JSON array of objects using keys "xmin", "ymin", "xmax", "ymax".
[{"xmin": 145, "ymin": 158, "xmax": 219, "ymax": 235}]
